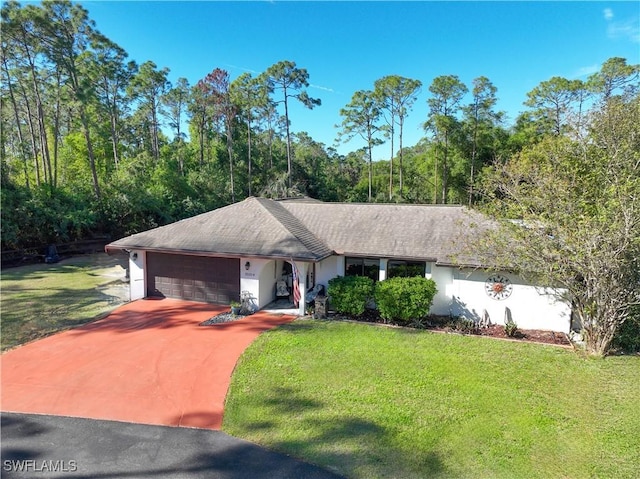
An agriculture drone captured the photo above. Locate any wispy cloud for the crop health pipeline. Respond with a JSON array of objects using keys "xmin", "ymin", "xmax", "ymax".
[
  {"xmin": 223, "ymin": 63, "xmax": 259, "ymax": 74},
  {"xmin": 603, "ymin": 8, "xmax": 640, "ymax": 43},
  {"xmin": 574, "ymin": 64, "xmax": 600, "ymax": 78},
  {"xmin": 310, "ymin": 84, "xmax": 335, "ymax": 93}
]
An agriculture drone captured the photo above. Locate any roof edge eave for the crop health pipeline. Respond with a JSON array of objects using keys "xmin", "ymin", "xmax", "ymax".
[{"xmin": 104, "ymin": 244, "xmax": 334, "ymax": 263}]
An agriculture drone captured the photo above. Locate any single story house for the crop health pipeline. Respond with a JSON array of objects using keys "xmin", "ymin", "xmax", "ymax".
[{"xmin": 105, "ymin": 196, "xmax": 571, "ymax": 333}]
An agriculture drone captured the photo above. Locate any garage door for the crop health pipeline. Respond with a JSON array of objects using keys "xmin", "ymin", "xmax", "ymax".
[{"xmin": 146, "ymin": 253, "xmax": 240, "ymax": 304}]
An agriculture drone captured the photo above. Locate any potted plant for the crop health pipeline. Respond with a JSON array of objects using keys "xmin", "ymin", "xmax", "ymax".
[{"xmin": 230, "ymin": 301, "xmax": 241, "ymax": 315}]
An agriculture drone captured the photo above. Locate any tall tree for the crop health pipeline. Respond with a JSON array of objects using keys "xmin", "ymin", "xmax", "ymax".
[
  {"xmin": 231, "ymin": 72, "xmax": 269, "ymax": 196},
  {"xmin": 374, "ymin": 75, "xmax": 421, "ymax": 198},
  {"xmin": 0, "ymin": 14, "xmax": 31, "ymax": 188},
  {"xmin": 338, "ymin": 89, "xmax": 382, "ymax": 202},
  {"xmin": 92, "ymin": 36, "xmax": 136, "ymax": 172},
  {"xmin": 587, "ymin": 56, "xmax": 639, "ymax": 101},
  {"xmin": 462, "ymin": 76, "xmax": 501, "ymax": 205},
  {"xmin": 373, "ymin": 77, "xmax": 396, "ymax": 200},
  {"xmin": 262, "ymin": 60, "xmax": 321, "ymax": 188},
  {"xmin": 1, "ymin": 1, "xmax": 52, "ymax": 187},
  {"xmin": 425, "ymin": 75, "xmax": 467, "ymax": 203},
  {"xmin": 189, "ymin": 80, "xmax": 210, "ymax": 168},
  {"xmin": 161, "ymin": 77, "xmax": 190, "ymax": 174},
  {"xmin": 38, "ymin": 0, "xmax": 103, "ymax": 199},
  {"xmin": 476, "ymin": 93, "xmax": 640, "ymax": 356},
  {"xmin": 524, "ymin": 76, "xmax": 586, "ymax": 136},
  {"xmin": 128, "ymin": 60, "xmax": 170, "ymax": 162},
  {"xmin": 200, "ymin": 68, "xmax": 237, "ymax": 202}
]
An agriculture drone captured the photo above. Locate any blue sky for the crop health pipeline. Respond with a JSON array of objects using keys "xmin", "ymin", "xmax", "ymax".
[{"xmin": 84, "ymin": 1, "xmax": 639, "ymax": 157}]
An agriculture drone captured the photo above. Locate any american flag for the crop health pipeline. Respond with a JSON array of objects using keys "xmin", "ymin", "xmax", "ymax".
[{"xmin": 291, "ymin": 260, "xmax": 301, "ymax": 307}]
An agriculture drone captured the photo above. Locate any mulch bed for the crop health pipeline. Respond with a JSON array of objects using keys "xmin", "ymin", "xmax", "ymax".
[
  {"xmin": 330, "ymin": 310, "xmax": 572, "ymax": 347},
  {"xmin": 200, "ymin": 311, "xmax": 251, "ymax": 326}
]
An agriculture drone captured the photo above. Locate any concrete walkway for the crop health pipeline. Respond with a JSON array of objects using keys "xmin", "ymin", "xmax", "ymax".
[{"xmin": 1, "ymin": 299, "xmax": 295, "ymax": 429}]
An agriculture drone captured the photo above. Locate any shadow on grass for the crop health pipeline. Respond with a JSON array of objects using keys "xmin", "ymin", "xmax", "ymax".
[{"xmin": 234, "ymin": 386, "xmax": 446, "ymax": 478}]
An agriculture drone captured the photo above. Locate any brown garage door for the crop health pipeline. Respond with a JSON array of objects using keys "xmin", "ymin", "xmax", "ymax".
[{"xmin": 146, "ymin": 253, "xmax": 240, "ymax": 304}]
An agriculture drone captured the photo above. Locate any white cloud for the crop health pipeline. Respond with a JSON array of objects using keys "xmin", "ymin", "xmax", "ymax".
[
  {"xmin": 603, "ymin": 7, "xmax": 639, "ymax": 43},
  {"xmin": 607, "ymin": 17, "xmax": 640, "ymax": 43},
  {"xmin": 310, "ymin": 84, "xmax": 335, "ymax": 93},
  {"xmin": 223, "ymin": 64, "xmax": 259, "ymax": 74},
  {"xmin": 574, "ymin": 64, "xmax": 600, "ymax": 78}
]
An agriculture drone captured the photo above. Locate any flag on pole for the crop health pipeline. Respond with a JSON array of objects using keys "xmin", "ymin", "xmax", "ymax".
[{"xmin": 291, "ymin": 259, "xmax": 301, "ymax": 307}]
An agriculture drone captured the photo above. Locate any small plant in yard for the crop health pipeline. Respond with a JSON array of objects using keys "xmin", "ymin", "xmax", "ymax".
[
  {"xmin": 327, "ymin": 275, "xmax": 374, "ymax": 316},
  {"xmin": 230, "ymin": 300, "xmax": 241, "ymax": 315},
  {"xmin": 374, "ymin": 276, "xmax": 437, "ymax": 324},
  {"xmin": 451, "ymin": 316, "xmax": 479, "ymax": 334},
  {"xmin": 504, "ymin": 315, "xmax": 519, "ymax": 337}
]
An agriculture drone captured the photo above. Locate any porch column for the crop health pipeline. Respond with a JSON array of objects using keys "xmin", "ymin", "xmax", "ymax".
[
  {"xmin": 379, "ymin": 258, "xmax": 388, "ymax": 282},
  {"xmin": 296, "ymin": 261, "xmax": 308, "ymax": 316}
]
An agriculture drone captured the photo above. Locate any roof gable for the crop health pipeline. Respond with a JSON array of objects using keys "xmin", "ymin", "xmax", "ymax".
[{"xmin": 107, "ymin": 197, "xmax": 332, "ymax": 261}]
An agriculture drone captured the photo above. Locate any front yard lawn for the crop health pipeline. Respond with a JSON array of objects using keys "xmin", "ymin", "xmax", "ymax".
[
  {"xmin": 223, "ymin": 320, "xmax": 640, "ymax": 479},
  {"xmin": 1, "ymin": 253, "xmax": 129, "ymax": 351}
]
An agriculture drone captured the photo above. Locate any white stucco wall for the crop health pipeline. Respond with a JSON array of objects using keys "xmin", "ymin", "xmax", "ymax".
[
  {"xmin": 314, "ymin": 257, "xmax": 570, "ymax": 332},
  {"xmin": 129, "ymin": 250, "xmax": 146, "ymax": 301},
  {"xmin": 129, "ymin": 250, "xmax": 570, "ymax": 331},
  {"xmin": 429, "ymin": 264, "xmax": 454, "ymax": 316},
  {"xmin": 240, "ymin": 257, "xmax": 276, "ymax": 309},
  {"xmin": 315, "ymin": 256, "xmax": 343, "ymax": 290},
  {"xmin": 450, "ymin": 269, "xmax": 571, "ymax": 333}
]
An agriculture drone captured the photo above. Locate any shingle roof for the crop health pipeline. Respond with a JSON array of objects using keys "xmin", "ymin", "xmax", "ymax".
[
  {"xmin": 106, "ymin": 197, "xmax": 495, "ymax": 265},
  {"xmin": 279, "ymin": 200, "xmax": 494, "ymax": 265},
  {"xmin": 105, "ymin": 196, "xmax": 333, "ymax": 261}
]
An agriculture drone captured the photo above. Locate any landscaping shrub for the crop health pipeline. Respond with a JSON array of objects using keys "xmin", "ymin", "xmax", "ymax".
[
  {"xmin": 328, "ymin": 275, "xmax": 374, "ymax": 316},
  {"xmin": 374, "ymin": 276, "xmax": 437, "ymax": 323},
  {"xmin": 504, "ymin": 315, "xmax": 519, "ymax": 337},
  {"xmin": 451, "ymin": 316, "xmax": 479, "ymax": 334},
  {"xmin": 611, "ymin": 309, "xmax": 640, "ymax": 353}
]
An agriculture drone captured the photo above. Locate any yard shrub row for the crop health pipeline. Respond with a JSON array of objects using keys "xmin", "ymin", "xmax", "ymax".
[
  {"xmin": 328, "ymin": 275, "xmax": 438, "ymax": 323},
  {"xmin": 327, "ymin": 276, "xmax": 374, "ymax": 316}
]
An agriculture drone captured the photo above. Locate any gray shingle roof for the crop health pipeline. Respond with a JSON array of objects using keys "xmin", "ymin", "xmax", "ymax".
[
  {"xmin": 279, "ymin": 201, "xmax": 494, "ymax": 265},
  {"xmin": 106, "ymin": 197, "xmax": 495, "ymax": 265},
  {"xmin": 106, "ymin": 196, "xmax": 333, "ymax": 261}
]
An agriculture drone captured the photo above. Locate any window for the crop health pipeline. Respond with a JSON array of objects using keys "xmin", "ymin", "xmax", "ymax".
[
  {"xmin": 345, "ymin": 257, "xmax": 380, "ymax": 281},
  {"xmin": 387, "ymin": 260, "xmax": 426, "ymax": 278}
]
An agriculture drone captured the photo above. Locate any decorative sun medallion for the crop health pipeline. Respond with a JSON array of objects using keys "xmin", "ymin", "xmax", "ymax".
[{"xmin": 485, "ymin": 274, "xmax": 513, "ymax": 300}]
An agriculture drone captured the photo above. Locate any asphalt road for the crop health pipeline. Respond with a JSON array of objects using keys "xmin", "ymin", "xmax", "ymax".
[{"xmin": 1, "ymin": 413, "xmax": 344, "ymax": 479}]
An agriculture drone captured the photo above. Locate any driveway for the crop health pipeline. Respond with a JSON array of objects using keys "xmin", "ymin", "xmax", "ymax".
[
  {"xmin": 1, "ymin": 299, "xmax": 295, "ymax": 430},
  {"xmin": 1, "ymin": 413, "xmax": 344, "ymax": 479}
]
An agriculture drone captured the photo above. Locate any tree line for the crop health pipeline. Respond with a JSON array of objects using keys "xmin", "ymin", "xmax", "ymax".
[{"xmin": 1, "ymin": 0, "xmax": 638, "ymax": 252}]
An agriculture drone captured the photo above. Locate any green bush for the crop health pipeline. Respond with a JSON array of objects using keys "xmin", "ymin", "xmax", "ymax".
[
  {"xmin": 612, "ymin": 310, "xmax": 640, "ymax": 353},
  {"xmin": 374, "ymin": 276, "xmax": 437, "ymax": 323},
  {"xmin": 328, "ymin": 276, "xmax": 374, "ymax": 316},
  {"xmin": 451, "ymin": 316, "xmax": 479, "ymax": 334},
  {"xmin": 504, "ymin": 316, "xmax": 519, "ymax": 337}
]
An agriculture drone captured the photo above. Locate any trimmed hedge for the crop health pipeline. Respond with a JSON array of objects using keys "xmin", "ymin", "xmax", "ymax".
[
  {"xmin": 375, "ymin": 276, "xmax": 437, "ymax": 323},
  {"xmin": 328, "ymin": 275, "xmax": 374, "ymax": 316}
]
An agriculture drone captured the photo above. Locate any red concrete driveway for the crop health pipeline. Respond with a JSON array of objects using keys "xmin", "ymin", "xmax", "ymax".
[{"xmin": 1, "ymin": 299, "xmax": 295, "ymax": 430}]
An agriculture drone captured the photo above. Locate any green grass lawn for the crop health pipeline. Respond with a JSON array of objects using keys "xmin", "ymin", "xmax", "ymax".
[
  {"xmin": 223, "ymin": 320, "xmax": 640, "ymax": 479},
  {"xmin": 1, "ymin": 254, "xmax": 129, "ymax": 351}
]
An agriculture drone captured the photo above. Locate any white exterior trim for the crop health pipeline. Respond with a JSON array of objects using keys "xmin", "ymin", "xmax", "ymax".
[{"xmin": 129, "ymin": 250, "xmax": 146, "ymax": 301}]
